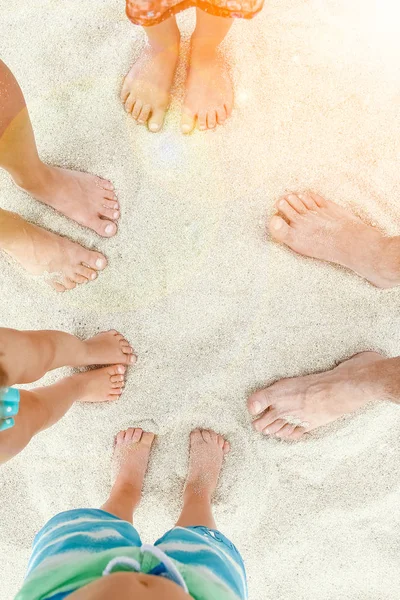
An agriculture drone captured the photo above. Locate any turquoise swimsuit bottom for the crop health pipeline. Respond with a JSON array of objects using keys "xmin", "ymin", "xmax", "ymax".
[
  {"xmin": 17, "ymin": 508, "xmax": 248, "ymax": 600},
  {"xmin": 0, "ymin": 387, "xmax": 20, "ymax": 431}
]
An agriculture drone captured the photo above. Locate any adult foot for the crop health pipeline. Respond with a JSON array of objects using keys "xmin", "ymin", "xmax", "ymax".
[
  {"xmin": 83, "ymin": 331, "xmax": 137, "ymax": 366},
  {"xmin": 268, "ymin": 191, "xmax": 400, "ymax": 288},
  {"xmin": 1, "ymin": 212, "xmax": 107, "ymax": 292},
  {"xmin": 15, "ymin": 165, "xmax": 119, "ymax": 238},
  {"xmin": 111, "ymin": 428, "xmax": 155, "ymax": 496},
  {"xmin": 181, "ymin": 44, "xmax": 233, "ymax": 134},
  {"xmin": 184, "ymin": 429, "xmax": 230, "ymax": 499},
  {"xmin": 248, "ymin": 352, "xmax": 384, "ymax": 440},
  {"xmin": 121, "ymin": 42, "xmax": 180, "ymax": 133},
  {"xmin": 69, "ymin": 364, "xmax": 127, "ymax": 403}
]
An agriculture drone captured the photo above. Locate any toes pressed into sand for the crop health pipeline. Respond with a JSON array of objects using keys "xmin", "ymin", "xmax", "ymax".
[
  {"xmin": 76, "ymin": 365, "xmax": 127, "ymax": 403},
  {"xmin": 112, "ymin": 428, "xmax": 155, "ymax": 490},
  {"xmin": 84, "ymin": 330, "xmax": 137, "ymax": 366},
  {"xmin": 185, "ymin": 429, "xmax": 230, "ymax": 497},
  {"xmin": 49, "ymin": 245, "xmax": 107, "ymax": 293}
]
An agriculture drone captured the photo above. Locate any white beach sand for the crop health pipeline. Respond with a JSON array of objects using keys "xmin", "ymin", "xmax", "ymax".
[{"xmin": 1, "ymin": 0, "xmax": 400, "ymax": 598}]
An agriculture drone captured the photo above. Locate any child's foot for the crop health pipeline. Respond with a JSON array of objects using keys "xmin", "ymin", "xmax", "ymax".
[
  {"xmin": 184, "ymin": 429, "xmax": 230, "ymax": 499},
  {"xmin": 268, "ymin": 191, "xmax": 400, "ymax": 288},
  {"xmin": 1, "ymin": 212, "xmax": 107, "ymax": 292},
  {"xmin": 248, "ymin": 352, "xmax": 384, "ymax": 440},
  {"xmin": 83, "ymin": 331, "xmax": 137, "ymax": 366},
  {"xmin": 71, "ymin": 365, "xmax": 127, "ymax": 402},
  {"xmin": 15, "ymin": 165, "xmax": 119, "ymax": 238},
  {"xmin": 121, "ymin": 42, "xmax": 180, "ymax": 133},
  {"xmin": 111, "ymin": 428, "xmax": 155, "ymax": 498},
  {"xmin": 181, "ymin": 44, "xmax": 233, "ymax": 134}
]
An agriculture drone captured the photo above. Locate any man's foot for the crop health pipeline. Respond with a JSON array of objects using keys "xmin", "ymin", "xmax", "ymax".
[
  {"xmin": 1, "ymin": 213, "xmax": 107, "ymax": 292},
  {"xmin": 184, "ymin": 429, "xmax": 230, "ymax": 499},
  {"xmin": 248, "ymin": 352, "xmax": 385, "ymax": 440},
  {"xmin": 16, "ymin": 165, "xmax": 119, "ymax": 238},
  {"xmin": 268, "ymin": 191, "xmax": 400, "ymax": 288},
  {"xmin": 181, "ymin": 44, "xmax": 233, "ymax": 134},
  {"xmin": 70, "ymin": 364, "xmax": 127, "ymax": 403},
  {"xmin": 121, "ymin": 42, "xmax": 180, "ymax": 133},
  {"xmin": 111, "ymin": 428, "xmax": 155, "ymax": 497},
  {"xmin": 83, "ymin": 331, "xmax": 137, "ymax": 366}
]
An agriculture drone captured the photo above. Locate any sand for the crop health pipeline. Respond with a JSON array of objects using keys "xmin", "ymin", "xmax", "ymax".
[{"xmin": 1, "ymin": 0, "xmax": 400, "ymax": 598}]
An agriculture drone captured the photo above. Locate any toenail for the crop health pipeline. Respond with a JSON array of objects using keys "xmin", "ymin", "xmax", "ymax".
[
  {"xmin": 252, "ymin": 400, "xmax": 261, "ymax": 414},
  {"xmin": 149, "ymin": 123, "xmax": 160, "ymax": 132},
  {"xmin": 263, "ymin": 428, "xmax": 269, "ymax": 436},
  {"xmin": 273, "ymin": 219, "xmax": 283, "ymax": 230},
  {"xmin": 279, "ymin": 200, "xmax": 286, "ymax": 207},
  {"xmin": 91, "ymin": 273, "xmax": 97, "ymax": 280},
  {"xmin": 105, "ymin": 224, "xmax": 114, "ymax": 235},
  {"xmin": 96, "ymin": 258, "xmax": 105, "ymax": 269},
  {"xmin": 181, "ymin": 124, "xmax": 191, "ymax": 133},
  {"xmin": 117, "ymin": 366, "xmax": 125, "ymax": 374},
  {"xmin": 113, "ymin": 211, "xmax": 119, "ymax": 219}
]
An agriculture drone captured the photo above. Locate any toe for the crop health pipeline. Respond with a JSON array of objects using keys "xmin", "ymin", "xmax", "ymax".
[
  {"xmin": 111, "ymin": 375, "xmax": 125, "ymax": 383},
  {"xmin": 247, "ymin": 388, "xmax": 273, "ymax": 417},
  {"xmin": 197, "ymin": 111, "xmax": 207, "ymax": 131},
  {"xmin": 309, "ymin": 192, "xmax": 327, "ymax": 207},
  {"xmin": 275, "ymin": 423, "xmax": 297, "ymax": 439},
  {"xmin": 263, "ymin": 419, "xmax": 287, "ymax": 436},
  {"xmin": 96, "ymin": 177, "xmax": 114, "ymax": 192},
  {"xmin": 116, "ymin": 430, "xmax": 126, "ymax": 444},
  {"xmin": 103, "ymin": 199, "xmax": 120, "ymax": 211},
  {"xmin": 276, "ymin": 198, "xmax": 299, "ymax": 222},
  {"xmin": 70, "ymin": 273, "xmax": 88, "ymax": 285},
  {"xmin": 138, "ymin": 104, "xmax": 152, "ymax": 124},
  {"xmin": 125, "ymin": 427, "xmax": 135, "ymax": 442},
  {"xmin": 217, "ymin": 435, "xmax": 225, "ymax": 449},
  {"xmin": 108, "ymin": 365, "xmax": 127, "ymax": 376},
  {"xmin": 216, "ymin": 106, "xmax": 227, "ymax": 125},
  {"xmin": 268, "ymin": 215, "xmax": 293, "ymax": 244},
  {"xmin": 132, "ymin": 100, "xmax": 143, "ymax": 120},
  {"xmin": 125, "ymin": 93, "xmax": 136, "ymax": 114},
  {"xmin": 223, "ymin": 440, "xmax": 230, "ymax": 454},
  {"xmin": 132, "ymin": 428, "xmax": 143, "ymax": 443},
  {"xmin": 224, "ymin": 102, "xmax": 233, "ymax": 118},
  {"xmin": 297, "ymin": 192, "xmax": 318, "ymax": 210},
  {"xmin": 287, "ymin": 426, "xmax": 308, "ymax": 441},
  {"xmin": 286, "ymin": 194, "xmax": 307, "ymax": 214},
  {"xmin": 191, "ymin": 429, "xmax": 201, "ymax": 441},
  {"xmin": 181, "ymin": 109, "xmax": 196, "ymax": 134},
  {"xmin": 201, "ymin": 430, "xmax": 211, "ymax": 442},
  {"xmin": 120, "ymin": 79, "xmax": 130, "ymax": 103},
  {"xmin": 106, "ymin": 394, "xmax": 120, "ymax": 402},
  {"xmin": 148, "ymin": 108, "xmax": 166, "ymax": 133},
  {"xmin": 83, "ymin": 252, "xmax": 107, "ymax": 272},
  {"xmin": 252, "ymin": 408, "xmax": 279, "ymax": 433},
  {"xmin": 61, "ymin": 278, "xmax": 76, "ymax": 290},
  {"xmin": 50, "ymin": 281, "xmax": 67, "ymax": 293},
  {"xmin": 142, "ymin": 431, "xmax": 155, "ymax": 446},
  {"xmin": 109, "ymin": 388, "xmax": 123, "ymax": 395},
  {"xmin": 99, "ymin": 206, "xmax": 120, "ymax": 222},
  {"xmin": 111, "ymin": 381, "xmax": 125, "ymax": 388},
  {"xmin": 207, "ymin": 111, "xmax": 217, "ymax": 129},
  {"xmin": 98, "ymin": 219, "xmax": 117, "ymax": 238}
]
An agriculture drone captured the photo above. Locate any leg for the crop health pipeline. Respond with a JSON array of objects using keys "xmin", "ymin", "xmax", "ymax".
[
  {"xmin": 121, "ymin": 17, "xmax": 180, "ymax": 132},
  {"xmin": 101, "ymin": 428, "xmax": 155, "ymax": 522},
  {"xmin": 0, "ymin": 60, "xmax": 119, "ymax": 237},
  {"xmin": 176, "ymin": 429, "xmax": 230, "ymax": 529},
  {"xmin": 0, "ymin": 208, "xmax": 108, "ymax": 292},
  {"xmin": 248, "ymin": 352, "xmax": 400, "ymax": 441},
  {"xmin": 0, "ymin": 365, "xmax": 127, "ymax": 464},
  {"xmin": 0, "ymin": 328, "xmax": 135, "ymax": 386},
  {"xmin": 268, "ymin": 191, "xmax": 400, "ymax": 288},
  {"xmin": 181, "ymin": 11, "xmax": 234, "ymax": 133}
]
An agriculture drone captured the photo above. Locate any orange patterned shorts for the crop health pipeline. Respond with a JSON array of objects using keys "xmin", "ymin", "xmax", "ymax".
[{"xmin": 126, "ymin": 0, "xmax": 264, "ymax": 26}]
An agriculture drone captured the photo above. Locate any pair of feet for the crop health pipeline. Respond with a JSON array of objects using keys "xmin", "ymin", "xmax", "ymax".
[
  {"xmin": 4, "ymin": 165, "xmax": 119, "ymax": 291},
  {"xmin": 121, "ymin": 39, "xmax": 233, "ymax": 133},
  {"xmin": 59, "ymin": 330, "xmax": 135, "ymax": 401},
  {"xmin": 111, "ymin": 427, "xmax": 230, "ymax": 512}
]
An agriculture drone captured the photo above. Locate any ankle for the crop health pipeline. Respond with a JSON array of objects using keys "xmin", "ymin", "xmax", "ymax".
[
  {"xmin": 147, "ymin": 32, "xmax": 180, "ymax": 54},
  {"xmin": 190, "ymin": 35, "xmax": 220, "ymax": 58},
  {"xmin": 12, "ymin": 161, "xmax": 51, "ymax": 193},
  {"xmin": 184, "ymin": 482, "xmax": 213, "ymax": 502}
]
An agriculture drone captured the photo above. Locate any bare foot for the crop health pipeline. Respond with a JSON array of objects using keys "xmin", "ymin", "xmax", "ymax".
[
  {"xmin": 121, "ymin": 43, "xmax": 180, "ymax": 133},
  {"xmin": 70, "ymin": 364, "xmax": 127, "ymax": 403},
  {"xmin": 184, "ymin": 429, "xmax": 230, "ymax": 499},
  {"xmin": 16, "ymin": 165, "xmax": 119, "ymax": 238},
  {"xmin": 83, "ymin": 331, "xmax": 137, "ymax": 366},
  {"xmin": 248, "ymin": 352, "xmax": 385, "ymax": 440},
  {"xmin": 181, "ymin": 44, "xmax": 233, "ymax": 134},
  {"xmin": 268, "ymin": 191, "xmax": 400, "ymax": 288},
  {"xmin": 1, "ymin": 212, "xmax": 107, "ymax": 292},
  {"xmin": 111, "ymin": 428, "xmax": 155, "ymax": 495}
]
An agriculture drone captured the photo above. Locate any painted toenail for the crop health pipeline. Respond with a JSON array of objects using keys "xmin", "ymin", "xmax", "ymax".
[
  {"xmin": 149, "ymin": 123, "xmax": 160, "ymax": 132},
  {"xmin": 273, "ymin": 219, "xmax": 283, "ymax": 230},
  {"xmin": 105, "ymin": 224, "xmax": 114, "ymax": 235},
  {"xmin": 96, "ymin": 258, "xmax": 105, "ymax": 269},
  {"xmin": 113, "ymin": 211, "xmax": 119, "ymax": 219}
]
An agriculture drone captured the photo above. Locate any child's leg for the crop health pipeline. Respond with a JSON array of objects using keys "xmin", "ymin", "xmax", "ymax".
[
  {"xmin": 0, "ymin": 328, "xmax": 135, "ymax": 386},
  {"xmin": 121, "ymin": 17, "xmax": 180, "ymax": 132},
  {"xmin": 0, "ymin": 366, "xmax": 127, "ymax": 464},
  {"xmin": 181, "ymin": 11, "xmax": 234, "ymax": 133},
  {"xmin": 0, "ymin": 60, "xmax": 119, "ymax": 237},
  {"xmin": 175, "ymin": 429, "xmax": 230, "ymax": 529},
  {"xmin": 101, "ymin": 428, "xmax": 155, "ymax": 521}
]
